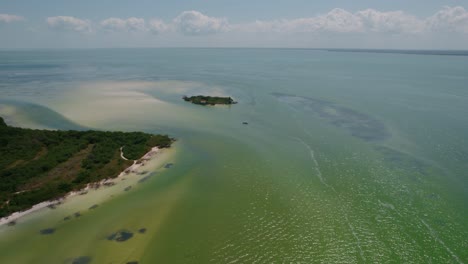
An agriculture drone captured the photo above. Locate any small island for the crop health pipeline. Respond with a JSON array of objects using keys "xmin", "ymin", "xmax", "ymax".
[
  {"xmin": 0, "ymin": 117, "xmax": 174, "ymax": 218},
  {"xmin": 183, "ymin": 95, "xmax": 237, "ymax": 106}
]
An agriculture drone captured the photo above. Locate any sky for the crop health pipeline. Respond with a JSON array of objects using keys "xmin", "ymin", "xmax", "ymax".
[{"xmin": 1, "ymin": 0, "xmax": 468, "ymax": 49}]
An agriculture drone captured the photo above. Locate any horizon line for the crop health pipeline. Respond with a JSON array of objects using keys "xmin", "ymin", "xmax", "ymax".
[
  {"xmin": 1, "ymin": 47, "xmax": 468, "ymax": 57},
  {"xmin": 1, "ymin": 47, "xmax": 468, "ymax": 51}
]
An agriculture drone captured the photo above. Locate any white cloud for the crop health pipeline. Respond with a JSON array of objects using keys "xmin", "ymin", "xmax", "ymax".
[
  {"xmin": 239, "ymin": 9, "xmax": 362, "ymax": 33},
  {"xmin": 101, "ymin": 18, "xmax": 127, "ymax": 32},
  {"xmin": 239, "ymin": 8, "xmax": 426, "ymax": 34},
  {"xmin": 42, "ymin": 6, "xmax": 468, "ymax": 39},
  {"xmin": 0, "ymin": 14, "xmax": 24, "ymax": 23},
  {"xmin": 148, "ymin": 19, "xmax": 170, "ymax": 34},
  {"xmin": 357, "ymin": 9, "xmax": 424, "ymax": 34},
  {"xmin": 174, "ymin": 11, "xmax": 229, "ymax": 35},
  {"xmin": 47, "ymin": 16, "xmax": 92, "ymax": 33},
  {"xmin": 426, "ymin": 6, "xmax": 468, "ymax": 33},
  {"xmin": 245, "ymin": 7, "xmax": 467, "ymax": 36},
  {"xmin": 316, "ymin": 8, "xmax": 364, "ymax": 33},
  {"xmin": 101, "ymin": 17, "xmax": 146, "ymax": 32}
]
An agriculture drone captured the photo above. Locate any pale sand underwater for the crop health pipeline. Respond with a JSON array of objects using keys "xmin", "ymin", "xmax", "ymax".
[{"xmin": 50, "ymin": 80, "xmax": 230, "ymax": 130}]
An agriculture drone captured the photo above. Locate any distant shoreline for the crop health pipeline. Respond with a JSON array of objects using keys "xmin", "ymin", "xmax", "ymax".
[
  {"xmin": 1, "ymin": 47, "xmax": 467, "ymax": 57},
  {"xmin": 323, "ymin": 49, "xmax": 468, "ymax": 57}
]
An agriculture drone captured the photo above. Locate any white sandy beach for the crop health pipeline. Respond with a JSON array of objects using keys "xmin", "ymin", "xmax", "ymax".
[{"xmin": 0, "ymin": 145, "xmax": 175, "ymax": 227}]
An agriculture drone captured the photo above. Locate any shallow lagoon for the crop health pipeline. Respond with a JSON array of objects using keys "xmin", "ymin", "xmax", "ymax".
[{"xmin": 0, "ymin": 49, "xmax": 467, "ymax": 263}]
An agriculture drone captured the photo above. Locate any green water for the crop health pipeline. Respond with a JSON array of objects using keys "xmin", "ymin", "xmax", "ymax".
[{"xmin": 0, "ymin": 49, "xmax": 467, "ymax": 263}]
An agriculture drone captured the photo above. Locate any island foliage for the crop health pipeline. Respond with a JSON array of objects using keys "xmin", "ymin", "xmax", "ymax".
[
  {"xmin": 0, "ymin": 117, "xmax": 173, "ymax": 218},
  {"xmin": 183, "ymin": 95, "xmax": 237, "ymax": 106}
]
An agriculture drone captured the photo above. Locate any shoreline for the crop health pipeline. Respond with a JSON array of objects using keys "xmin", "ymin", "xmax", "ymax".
[{"xmin": 0, "ymin": 146, "xmax": 163, "ymax": 227}]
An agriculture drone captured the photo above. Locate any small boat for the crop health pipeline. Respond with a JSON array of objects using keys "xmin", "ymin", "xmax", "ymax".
[{"xmin": 242, "ymin": 122, "xmax": 249, "ymax": 125}]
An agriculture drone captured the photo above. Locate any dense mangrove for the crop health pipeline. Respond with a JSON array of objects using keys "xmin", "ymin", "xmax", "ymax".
[
  {"xmin": 183, "ymin": 95, "xmax": 236, "ymax": 106},
  {"xmin": 0, "ymin": 117, "xmax": 173, "ymax": 217}
]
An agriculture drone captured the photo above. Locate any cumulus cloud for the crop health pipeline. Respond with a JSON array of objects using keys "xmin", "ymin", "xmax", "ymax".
[
  {"xmin": 239, "ymin": 8, "xmax": 427, "ymax": 34},
  {"xmin": 47, "ymin": 16, "xmax": 92, "ymax": 33},
  {"xmin": 426, "ymin": 6, "xmax": 468, "ymax": 33},
  {"xmin": 101, "ymin": 17, "xmax": 146, "ymax": 32},
  {"xmin": 357, "ymin": 9, "xmax": 424, "ymax": 34},
  {"xmin": 315, "ymin": 8, "xmax": 364, "ymax": 33},
  {"xmin": 240, "ymin": 9, "xmax": 361, "ymax": 33},
  {"xmin": 174, "ymin": 11, "xmax": 229, "ymax": 35},
  {"xmin": 97, "ymin": 11, "xmax": 231, "ymax": 35},
  {"xmin": 148, "ymin": 19, "xmax": 170, "ymax": 34},
  {"xmin": 0, "ymin": 14, "xmax": 24, "ymax": 23},
  {"xmin": 42, "ymin": 6, "xmax": 468, "ymax": 38}
]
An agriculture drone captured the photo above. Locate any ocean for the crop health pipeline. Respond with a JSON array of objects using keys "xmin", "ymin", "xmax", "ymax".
[{"xmin": 0, "ymin": 48, "xmax": 467, "ymax": 263}]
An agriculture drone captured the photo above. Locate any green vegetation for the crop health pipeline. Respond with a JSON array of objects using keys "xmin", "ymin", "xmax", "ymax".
[
  {"xmin": 0, "ymin": 117, "xmax": 173, "ymax": 218},
  {"xmin": 183, "ymin": 95, "xmax": 237, "ymax": 106}
]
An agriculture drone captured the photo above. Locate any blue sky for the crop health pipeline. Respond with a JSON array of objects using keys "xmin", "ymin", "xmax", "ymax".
[{"xmin": 1, "ymin": 0, "xmax": 468, "ymax": 49}]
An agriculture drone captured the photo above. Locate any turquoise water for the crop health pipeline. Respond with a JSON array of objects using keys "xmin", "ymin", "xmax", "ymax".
[{"xmin": 0, "ymin": 48, "xmax": 467, "ymax": 263}]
